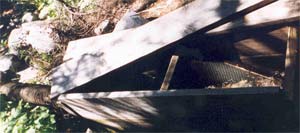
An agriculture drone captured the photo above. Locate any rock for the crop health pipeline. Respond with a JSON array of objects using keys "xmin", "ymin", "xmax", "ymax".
[
  {"xmin": 7, "ymin": 21, "xmax": 58, "ymax": 54},
  {"xmin": 7, "ymin": 28, "xmax": 25, "ymax": 55},
  {"xmin": 21, "ymin": 12, "xmax": 38, "ymax": 23},
  {"xmin": 39, "ymin": 6, "xmax": 49, "ymax": 20},
  {"xmin": 113, "ymin": 11, "xmax": 148, "ymax": 31},
  {"xmin": 0, "ymin": 54, "xmax": 22, "ymax": 72},
  {"xmin": 94, "ymin": 20, "xmax": 110, "ymax": 35},
  {"xmin": 17, "ymin": 67, "xmax": 39, "ymax": 83}
]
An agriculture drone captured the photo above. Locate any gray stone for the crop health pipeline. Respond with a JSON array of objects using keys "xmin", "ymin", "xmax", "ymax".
[
  {"xmin": 7, "ymin": 28, "xmax": 25, "ymax": 55},
  {"xmin": 22, "ymin": 12, "xmax": 38, "ymax": 23},
  {"xmin": 113, "ymin": 11, "xmax": 148, "ymax": 31},
  {"xmin": 17, "ymin": 67, "xmax": 39, "ymax": 83},
  {"xmin": 39, "ymin": 6, "xmax": 49, "ymax": 20},
  {"xmin": 7, "ymin": 21, "xmax": 58, "ymax": 54},
  {"xmin": 0, "ymin": 54, "xmax": 21, "ymax": 72},
  {"xmin": 94, "ymin": 20, "xmax": 110, "ymax": 35}
]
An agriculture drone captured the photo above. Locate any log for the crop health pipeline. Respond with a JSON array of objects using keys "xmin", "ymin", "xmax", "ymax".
[
  {"xmin": 51, "ymin": 0, "xmax": 299, "ymax": 97},
  {"xmin": 0, "ymin": 82, "xmax": 51, "ymax": 105}
]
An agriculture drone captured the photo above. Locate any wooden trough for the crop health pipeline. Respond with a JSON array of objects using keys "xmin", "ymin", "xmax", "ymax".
[
  {"xmin": 58, "ymin": 88, "xmax": 284, "ymax": 131},
  {"xmin": 56, "ymin": 23, "xmax": 299, "ymax": 131},
  {"xmin": 52, "ymin": 0, "xmax": 300, "ymax": 131},
  {"xmin": 51, "ymin": 0, "xmax": 299, "ymax": 97}
]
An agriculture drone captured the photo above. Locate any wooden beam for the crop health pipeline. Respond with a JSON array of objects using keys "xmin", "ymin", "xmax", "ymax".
[
  {"xmin": 283, "ymin": 26, "xmax": 299, "ymax": 101},
  {"xmin": 208, "ymin": 16, "xmax": 300, "ymax": 36},
  {"xmin": 0, "ymin": 82, "xmax": 51, "ymax": 105},
  {"xmin": 58, "ymin": 87, "xmax": 280, "ymax": 99},
  {"xmin": 57, "ymin": 87, "xmax": 281, "ymax": 130},
  {"xmin": 195, "ymin": 0, "xmax": 278, "ymax": 34},
  {"xmin": 160, "ymin": 55, "xmax": 179, "ymax": 91}
]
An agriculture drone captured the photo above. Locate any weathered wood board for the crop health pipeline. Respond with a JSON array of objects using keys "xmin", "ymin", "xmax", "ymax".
[
  {"xmin": 51, "ymin": 0, "xmax": 299, "ymax": 97},
  {"xmin": 57, "ymin": 87, "xmax": 285, "ymax": 131},
  {"xmin": 63, "ymin": 0, "xmax": 299, "ymax": 61}
]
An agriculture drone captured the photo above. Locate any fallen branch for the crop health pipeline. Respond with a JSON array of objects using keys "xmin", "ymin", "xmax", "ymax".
[{"xmin": 0, "ymin": 82, "xmax": 51, "ymax": 105}]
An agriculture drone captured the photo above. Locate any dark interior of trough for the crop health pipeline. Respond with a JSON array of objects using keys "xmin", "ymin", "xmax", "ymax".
[{"xmin": 68, "ymin": 20, "xmax": 293, "ymax": 94}]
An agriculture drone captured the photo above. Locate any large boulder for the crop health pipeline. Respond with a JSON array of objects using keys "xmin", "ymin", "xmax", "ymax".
[{"xmin": 7, "ymin": 21, "xmax": 59, "ymax": 55}]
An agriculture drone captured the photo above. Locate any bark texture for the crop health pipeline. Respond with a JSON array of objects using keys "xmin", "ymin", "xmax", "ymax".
[{"xmin": 0, "ymin": 82, "xmax": 51, "ymax": 105}]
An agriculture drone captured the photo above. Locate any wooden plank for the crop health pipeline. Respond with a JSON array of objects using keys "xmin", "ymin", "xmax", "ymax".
[
  {"xmin": 193, "ymin": 0, "xmax": 278, "ymax": 34},
  {"xmin": 63, "ymin": 0, "xmax": 299, "ymax": 61},
  {"xmin": 208, "ymin": 16, "xmax": 300, "ymax": 36},
  {"xmin": 57, "ymin": 87, "xmax": 281, "ymax": 131},
  {"xmin": 160, "ymin": 55, "xmax": 179, "ymax": 90},
  {"xmin": 283, "ymin": 26, "xmax": 299, "ymax": 101},
  {"xmin": 58, "ymin": 87, "xmax": 280, "ymax": 99},
  {"xmin": 51, "ymin": 0, "xmax": 299, "ymax": 98}
]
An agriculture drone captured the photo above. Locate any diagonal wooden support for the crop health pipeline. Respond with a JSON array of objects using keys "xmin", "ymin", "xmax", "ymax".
[{"xmin": 160, "ymin": 55, "xmax": 179, "ymax": 91}]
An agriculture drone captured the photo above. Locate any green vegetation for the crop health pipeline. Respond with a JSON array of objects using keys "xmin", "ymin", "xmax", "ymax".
[
  {"xmin": 19, "ymin": 47, "xmax": 53, "ymax": 71},
  {"xmin": 0, "ymin": 0, "xmax": 58, "ymax": 132},
  {"xmin": 6, "ymin": 0, "xmax": 59, "ymax": 19},
  {"xmin": 0, "ymin": 95, "xmax": 56, "ymax": 133},
  {"xmin": 0, "ymin": 39, "xmax": 7, "ymax": 48},
  {"xmin": 0, "ymin": 0, "xmax": 125, "ymax": 132},
  {"xmin": 33, "ymin": 0, "xmax": 58, "ymax": 18},
  {"xmin": 0, "ymin": 33, "xmax": 8, "ymax": 51}
]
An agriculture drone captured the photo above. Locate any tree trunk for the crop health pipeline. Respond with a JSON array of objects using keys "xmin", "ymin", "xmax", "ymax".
[{"xmin": 0, "ymin": 82, "xmax": 51, "ymax": 105}]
